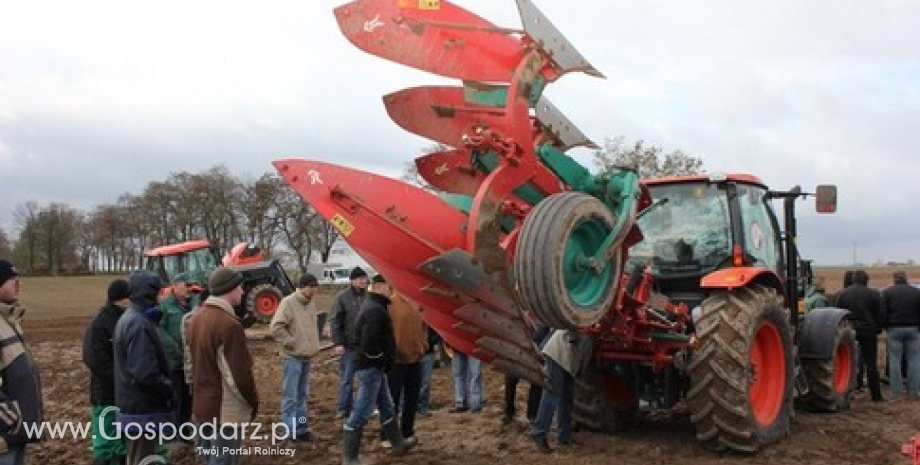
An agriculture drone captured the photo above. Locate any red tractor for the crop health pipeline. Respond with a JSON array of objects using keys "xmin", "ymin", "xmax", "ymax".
[
  {"xmin": 273, "ymin": 0, "xmax": 854, "ymax": 453},
  {"xmin": 144, "ymin": 240, "xmax": 294, "ymax": 323}
]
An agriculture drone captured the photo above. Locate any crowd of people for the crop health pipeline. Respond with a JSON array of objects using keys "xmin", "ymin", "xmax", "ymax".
[
  {"xmin": 3, "ymin": 257, "xmax": 920, "ymax": 464},
  {"xmin": 807, "ymin": 269, "xmax": 920, "ymax": 402}
]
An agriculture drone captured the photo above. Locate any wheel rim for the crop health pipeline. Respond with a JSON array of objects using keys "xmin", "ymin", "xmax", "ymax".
[
  {"xmin": 833, "ymin": 339, "xmax": 853, "ymax": 394},
  {"xmin": 563, "ymin": 217, "xmax": 616, "ymax": 309},
  {"xmin": 749, "ymin": 320, "xmax": 785, "ymax": 427},
  {"xmin": 256, "ymin": 293, "xmax": 279, "ymax": 317}
]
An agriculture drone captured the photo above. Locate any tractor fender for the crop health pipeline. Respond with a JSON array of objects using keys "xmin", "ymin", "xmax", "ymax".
[
  {"xmin": 797, "ymin": 307, "xmax": 851, "ymax": 360},
  {"xmin": 701, "ymin": 266, "xmax": 783, "ymax": 292}
]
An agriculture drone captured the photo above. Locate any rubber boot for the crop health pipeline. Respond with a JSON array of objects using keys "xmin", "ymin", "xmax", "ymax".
[
  {"xmin": 381, "ymin": 419, "xmax": 416, "ymax": 456},
  {"xmin": 341, "ymin": 428, "xmax": 363, "ymax": 465}
]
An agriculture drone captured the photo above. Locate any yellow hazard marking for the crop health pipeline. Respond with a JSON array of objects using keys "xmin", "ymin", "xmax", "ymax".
[
  {"xmin": 398, "ymin": 0, "xmax": 440, "ymax": 9},
  {"xmin": 331, "ymin": 213, "xmax": 355, "ymax": 238}
]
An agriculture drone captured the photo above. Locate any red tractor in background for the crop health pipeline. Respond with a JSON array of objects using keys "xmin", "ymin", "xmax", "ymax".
[
  {"xmin": 144, "ymin": 240, "xmax": 294, "ymax": 323},
  {"xmin": 272, "ymin": 0, "xmax": 855, "ymax": 453}
]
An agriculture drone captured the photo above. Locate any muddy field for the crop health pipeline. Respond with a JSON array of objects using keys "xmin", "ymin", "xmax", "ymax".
[{"xmin": 14, "ymin": 272, "xmax": 920, "ymax": 465}]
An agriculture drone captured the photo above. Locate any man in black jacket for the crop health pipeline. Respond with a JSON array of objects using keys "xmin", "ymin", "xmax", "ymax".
[
  {"xmin": 835, "ymin": 269, "xmax": 886, "ymax": 402},
  {"xmin": 0, "ymin": 259, "xmax": 43, "ymax": 465},
  {"xmin": 331, "ymin": 267, "xmax": 368, "ymax": 419},
  {"xmin": 83, "ymin": 279, "xmax": 130, "ymax": 465},
  {"xmin": 883, "ymin": 271, "xmax": 920, "ymax": 397},
  {"xmin": 341, "ymin": 274, "xmax": 415, "ymax": 465}
]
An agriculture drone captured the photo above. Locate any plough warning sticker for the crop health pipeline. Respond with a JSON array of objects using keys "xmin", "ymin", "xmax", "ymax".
[{"xmin": 331, "ymin": 213, "xmax": 355, "ymax": 237}]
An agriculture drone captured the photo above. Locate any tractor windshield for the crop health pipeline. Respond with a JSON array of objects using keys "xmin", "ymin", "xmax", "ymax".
[
  {"xmin": 629, "ymin": 182, "xmax": 732, "ymax": 277},
  {"xmin": 161, "ymin": 247, "xmax": 218, "ymax": 285}
]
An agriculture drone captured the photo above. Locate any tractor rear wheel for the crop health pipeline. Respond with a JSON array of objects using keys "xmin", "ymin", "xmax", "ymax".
[
  {"xmin": 513, "ymin": 192, "xmax": 621, "ymax": 329},
  {"xmin": 573, "ymin": 362, "xmax": 639, "ymax": 433},
  {"xmin": 800, "ymin": 321, "xmax": 857, "ymax": 412},
  {"xmin": 687, "ymin": 285, "xmax": 793, "ymax": 453},
  {"xmin": 245, "ymin": 283, "xmax": 284, "ymax": 322}
]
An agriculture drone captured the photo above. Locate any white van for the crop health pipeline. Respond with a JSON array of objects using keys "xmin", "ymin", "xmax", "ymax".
[{"xmin": 323, "ymin": 267, "xmax": 352, "ymax": 285}]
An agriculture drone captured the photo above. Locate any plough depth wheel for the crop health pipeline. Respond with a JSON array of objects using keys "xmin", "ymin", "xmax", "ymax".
[{"xmin": 513, "ymin": 192, "xmax": 622, "ymax": 329}]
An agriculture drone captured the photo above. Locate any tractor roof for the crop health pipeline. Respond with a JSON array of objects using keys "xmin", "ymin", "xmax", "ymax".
[
  {"xmin": 144, "ymin": 239, "xmax": 212, "ymax": 257},
  {"xmin": 642, "ymin": 173, "xmax": 767, "ymax": 189}
]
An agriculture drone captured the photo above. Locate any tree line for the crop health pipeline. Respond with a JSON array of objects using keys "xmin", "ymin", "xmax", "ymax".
[
  {"xmin": 2, "ymin": 166, "xmax": 340, "ymax": 276},
  {"xmin": 1, "ymin": 137, "xmax": 702, "ymax": 276}
]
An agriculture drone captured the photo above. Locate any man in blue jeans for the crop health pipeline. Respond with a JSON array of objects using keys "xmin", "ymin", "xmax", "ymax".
[
  {"xmin": 331, "ymin": 267, "xmax": 368, "ymax": 418},
  {"xmin": 270, "ymin": 273, "xmax": 323, "ymax": 440},
  {"xmin": 341, "ymin": 275, "xmax": 416, "ymax": 465},
  {"xmin": 417, "ymin": 325, "xmax": 441, "ymax": 416},
  {"xmin": 450, "ymin": 351, "xmax": 482, "ymax": 412},
  {"xmin": 531, "ymin": 329, "xmax": 590, "ymax": 453},
  {"xmin": 883, "ymin": 271, "xmax": 920, "ymax": 397}
]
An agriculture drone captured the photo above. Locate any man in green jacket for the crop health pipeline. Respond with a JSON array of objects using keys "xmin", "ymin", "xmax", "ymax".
[
  {"xmin": 158, "ymin": 272, "xmax": 197, "ymax": 429},
  {"xmin": 270, "ymin": 273, "xmax": 322, "ymax": 442},
  {"xmin": 805, "ymin": 276, "xmax": 831, "ymax": 312}
]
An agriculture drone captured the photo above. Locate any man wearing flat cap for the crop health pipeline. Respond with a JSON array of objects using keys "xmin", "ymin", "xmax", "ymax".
[
  {"xmin": 158, "ymin": 272, "xmax": 197, "ymax": 430},
  {"xmin": 342, "ymin": 274, "xmax": 416, "ymax": 465},
  {"xmin": 186, "ymin": 267, "xmax": 258, "ymax": 465},
  {"xmin": 331, "ymin": 266, "xmax": 369, "ymax": 418},
  {"xmin": 0, "ymin": 259, "xmax": 43, "ymax": 465},
  {"xmin": 270, "ymin": 273, "xmax": 322, "ymax": 441}
]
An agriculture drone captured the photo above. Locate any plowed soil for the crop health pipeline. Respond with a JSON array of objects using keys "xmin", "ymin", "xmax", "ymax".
[{"xmin": 20, "ymin": 315, "xmax": 920, "ymax": 465}]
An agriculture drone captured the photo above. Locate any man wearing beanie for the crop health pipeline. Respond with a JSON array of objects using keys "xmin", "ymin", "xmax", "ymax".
[
  {"xmin": 0, "ymin": 259, "xmax": 43, "ymax": 465},
  {"xmin": 187, "ymin": 267, "xmax": 258, "ymax": 465},
  {"xmin": 270, "ymin": 273, "xmax": 322, "ymax": 441},
  {"xmin": 342, "ymin": 274, "xmax": 415, "ymax": 465},
  {"xmin": 82, "ymin": 278, "xmax": 130, "ymax": 465},
  {"xmin": 331, "ymin": 266, "xmax": 369, "ymax": 418},
  {"xmin": 113, "ymin": 270, "xmax": 174, "ymax": 465}
]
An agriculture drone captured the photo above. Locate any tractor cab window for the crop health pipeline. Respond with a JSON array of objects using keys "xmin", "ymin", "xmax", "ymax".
[
  {"xmin": 184, "ymin": 248, "xmax": 218, "ymax": 285},
  {"xmin": 736, "ymin": 185, "xmax": 781, "ymax": 271},
  {"xmin": 630, "ymin": 182, "xmax": 732, "ymax": 277},
  {"xmin": 161, "ymin": 248, "xmax": 217, "ymax": 285}
]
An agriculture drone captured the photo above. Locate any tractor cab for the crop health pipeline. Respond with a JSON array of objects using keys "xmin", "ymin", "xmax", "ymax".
[
  {"xmin": 144, "ymin": 239, "xmax": 218, "ymax": 288},
  {"xmin": 630, "ymin": 174, "xmax": 783, "ymax": 311}
]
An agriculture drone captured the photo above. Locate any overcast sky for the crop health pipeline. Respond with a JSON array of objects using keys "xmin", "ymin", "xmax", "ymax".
[{"xmin": 1, "ymin": 0, "xmax": 918, "ymax": 266}]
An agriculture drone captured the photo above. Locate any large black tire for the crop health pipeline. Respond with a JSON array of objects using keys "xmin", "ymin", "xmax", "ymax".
[
  {"xmin": 513, "ymin": 192, "xmax": 622, "ymax": 329},
  {"xmin": 573, "ymin": 362, "xmax": 639, "ymax": 433},
  {"xmin": 244, "ymin": 283, "xmax": 284, "ymax": 322},
  {"xmin": 799, "ymin": 322, "xmax": 858, "ymax": 412},
  {"xmin": 687, "ymin": 285, "xmax": 793, "ymax": 453}
]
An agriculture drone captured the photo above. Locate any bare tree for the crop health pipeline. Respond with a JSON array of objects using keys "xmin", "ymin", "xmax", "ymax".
[
  {"xmin": 240, "ymin": 173, "xmax": 285, "ymax": 254},
  {"xmin": 0, "ymin": 228, "xmax": 11, "ymax": 258},
  {"xmin": 13, "ymin": 201, "xmax": 41, "ymax": 272},
  {"xmin": 274, "ymin": 186, "xmax": 317, "ymax": 273},
  {"xmin": 592, "ymin": 137, "xmax": 704, "ymax": 178}
]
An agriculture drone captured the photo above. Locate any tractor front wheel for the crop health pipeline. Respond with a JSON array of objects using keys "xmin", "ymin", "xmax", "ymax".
[
  {"xmin": 800, "ymin": 321, "xmax": 858, "ymax": 412},
  {"xmin": 513, "ymin": 192, "xmax": 622, "ymax": 329},
  {"xmin": 687, "ymin": 285, "xmax": 793, "ymax": 453},
  {"xmin": 245, "ymin": 283, "xmax": 284, "ymax": 322}
]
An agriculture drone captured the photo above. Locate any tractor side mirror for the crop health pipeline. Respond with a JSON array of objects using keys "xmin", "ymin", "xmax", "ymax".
[{"xmin": 815, "ymin": 185, "xmax": 837, "ymax": 213}]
